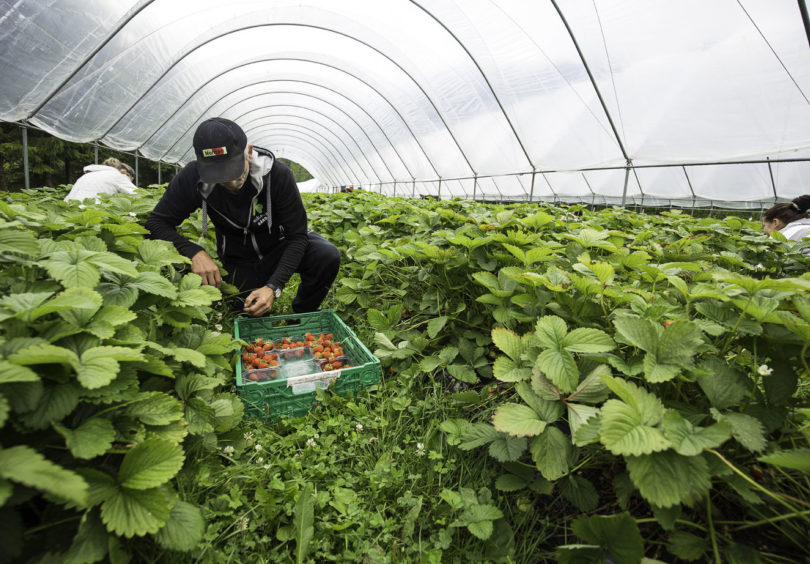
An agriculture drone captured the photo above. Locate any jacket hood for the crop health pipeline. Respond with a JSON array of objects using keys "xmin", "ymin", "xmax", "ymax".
[
  {"xmin": 83, "ymin": 164, "xmax": 119, "ymax": 174},
  {"xmin": 248, "ymin": 151, "xmax": 274, "ymax": 193}
]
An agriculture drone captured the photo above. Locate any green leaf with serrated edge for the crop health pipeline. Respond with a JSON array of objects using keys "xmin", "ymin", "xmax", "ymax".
[
  {"xmin": 101, "ymin": 486, "xmax": 170, "ymax": 537},
  {"xmin": 530, "ymin": 369, "xmax": 562, "ymax": 400},
  {"xmin": 661, "ymin": 410, "xmax": 732, "ymax": 456},
  {"xmin": 0, "ymin": 361, "xmax": 39, "ymax": 383},
  {"xmin": 0, "ymin": 478, "xmax": 12, "ymax": 506},
  {"xmin": 535, "ymin": 348, "xmax": 578, "ymax": 393},
  {"xmin": 53, "ymin": 288, "xmax": 104, "ymax": 326},
  {"xmin": 92, "ymin": 305, "xmax": 137, "ymax": 327},
  {"xmin": 8, "ymin": 343, "xmax": 78, "ymax": 366},
  {"xmin": 758, "ymin": 448, "xmax": 810, "ymax": 472},
  {"xmin": 0, "ymin": 445, "xmax": 87, "ymax": 506},
  {"xmin": 711, "ymin": 409, "xmax": 766, "ymax": 453},
  {"xmin": 447, "ymin": 364, "xmax": 478, "ymax": 383},
  {"xmin": 626, "ymin": 451, "xmax": 711, "ymax": 508},
  {"xmin": 137, "ymin": 239, "xmax": 184, "ymax": 268},
  {"xmin": 55, "ymin": 418, "xmax": 115, "ymax": 459},
  {"xmin": 530, "ymin": 427, "xmax": 571, "ymax": 480},
  {"xmin": 166, "ymin": 347, "xmax": 206, "ymax": 368},
  {"xmin": 613, "ymin": 315, "xmax": 660, "ymax": 352},
  {"xmin": 571, "ymin": 513, "xmax": 643, "ymax": 564},
  {"xmin": 568, "ymin": 404, "xmax": 600, "ymax": 443},
  {"xmin": 560, "ymin": 475, "xmax": 599, "ymax": 512},
  {"xmin": 74, "ymin": 468, "xmax": 118, "ymax": 508},
  {"xmin": 488, "ymin": 435, "xmax": 527, "ymax": 462},
  {"xmin": 562, "ymin": 328, "xmax": 615, "ymax": 353},
  {"xmin": 294, "ymin": 483, "xmax": 315, "ymax": 564},
  {"xmin": 574, "ymin": 413, "xmax": 602, "ymax": 446},
  {"xmin": 600, "ymin": 374, "xmax": 666, "ymax": 426},
  {"xmin": 86, "ymin": 252, "xmax": 139, "ymax": 278},
  {"xmin": 458, "ymin": 422, "xmax": 500, "ymax": 450},
  {"xmin": 492, "ymin": 404, "xmax": 547, "ymax": 437},
  {"xmin": 77, "ymin": 346, "xmax": 144, "ymax": 389},
  {"xmin": 651, "ymin": 504, "xmax": 681, "ymax": 531},
  {"xmin": 420, "ymin": 356, "xmax": 443, "ymax": 373},
  {"xmin": 613, "ymin": 472, "xmax": 635, "ymax": 510},
  {"xmin": 493, "ymin": 356, "xmax": 531, "ymax": 382},
  {"xmin": 427, "ymin": 316, "xmax": 448, "ymax": 339},
  {"xmin": 128, "ymin": 271, "xmax": 176, "ymax": 298},
  {"xmin": 667, "ymin": 531, "xmax": 708, "ymax": 561},
  {"xmin": 495, "ymin": 474, "xmax": 528, "ymax": 492},
  {"xmin": 117, "ymin": 439, "xmax": 185, "ymax": 490},
  {"xmin": 21, "ymin": 383, "xmax": 80, "ymax": 430},
  {"xmin": 145, "ymin": 420, "xmax": 189, "ymax": 443},
  {"xmin": 534, "ymin": 315, "xmax": 568, "ymax": 350},
  {"xmin": 599, "ymin": 399, "xmax": 671, "ymax": 456},
  {"xmin": 696, "ymin": 358, "xmax": 749, "ymax": 410},
  {"xmin": 491, "ymin": 327, "xmax": 522, "ymax": 360},
  {"xmin": 39, "ymin": 250, "xmax": 101, "ymax": 288},
  {"xmin": 154, "ymin": 501, "xmax": 205, "ymax": 551},
  {"xmin": 64, "ymin": 510, "xmax": 108, "ymax": 564},
  {"xmin": 567, "ymin": 364, "xmax": 611, "ymax": 403},
  {"xmin": 515, "ymin": 381, "xmax": 563, "ymax": 422},
  {"xmin": 438, "ymin": 346, "xmax": 459, "ymax": 364}
]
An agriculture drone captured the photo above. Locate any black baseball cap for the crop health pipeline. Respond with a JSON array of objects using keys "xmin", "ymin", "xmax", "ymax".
[{"xmin": 193, "ymin": 118, "xmax": 248, "ymax": 184}]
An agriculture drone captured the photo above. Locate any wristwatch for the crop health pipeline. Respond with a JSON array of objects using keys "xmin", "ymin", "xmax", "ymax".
[{"xmin": 266, "ymin": 283, "xmax": 282, "ymax": 298}]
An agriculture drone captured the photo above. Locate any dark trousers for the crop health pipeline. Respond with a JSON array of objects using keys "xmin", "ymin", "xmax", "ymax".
[{"xmin": 224, "ymin": 231, "xmax": 340, "ymax": 313}]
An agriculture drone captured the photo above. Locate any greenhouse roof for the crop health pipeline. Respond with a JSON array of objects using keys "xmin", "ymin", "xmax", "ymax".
[{"xmin": 1, "ymin": 0, "xmax": 809, "ymax": 204}]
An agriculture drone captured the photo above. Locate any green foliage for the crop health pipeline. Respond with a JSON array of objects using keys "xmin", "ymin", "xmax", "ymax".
[{"xmin": 0, "ymin": 188, "xmax": 241, "ymax": 561}]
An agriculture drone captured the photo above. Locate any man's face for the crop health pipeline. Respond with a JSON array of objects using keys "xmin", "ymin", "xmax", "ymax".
[{"xmin": 221, "ymin": 146, "xmax": 252, "ymax": 192}]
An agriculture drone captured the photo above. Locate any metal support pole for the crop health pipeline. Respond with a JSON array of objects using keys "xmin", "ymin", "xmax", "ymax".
[
  {"xmin": 157, "ymin": 162, "xmax": 161, "ymax": 184},
  {"xmin": 620, "ymin": 160, "xmax": 631, "ymax": 207},
  {"xmin": 21, "ymin": 125, "xmax": 30, "ymax": 191},
  {"xmin": 437, "ymin": 178, "xmax": 441, "ymax": 199},
  {"xmin": 473, "ymin": 175, "xmax": 478, "ymax": 200},
  {"xmin": 412, "ymin": 179, "xmax": 415, "ymax": 198},
  {"xmin": 766, "ymin": 156, "xmax": 777, "ymax": 203},
  {"xmin": 94, "ymin": 144, "xmax": 98, "ymax": 164},
  {"xmin": 799, "ymin": 0, "xmax": 810, "ymax": 48},
  {"xmin": 529, "ymin": 170, "xmax": 536, "ymax": 203},
  {"xmin": 134, "ymin": 152, "xmax": 139, "ymax": 186}
]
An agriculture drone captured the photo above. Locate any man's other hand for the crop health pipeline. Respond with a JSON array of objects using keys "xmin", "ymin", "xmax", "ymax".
[
  {"xmin": 191, "ymin": 250, "xmax": 222, "ymax": 288},
  {"xmin": 244, "ymin": 286, "xmax": 275, "ymax": 317}
]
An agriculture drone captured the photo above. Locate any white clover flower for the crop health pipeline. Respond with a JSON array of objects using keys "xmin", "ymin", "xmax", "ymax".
[
  {"xmin": 223, "ymin": 445, "xmax": 235, "ymax": 455},
  {"xmin": 128, "ymin": 212, "xmax": 137, "ymax": 217},
  {"xmin": 238, "ymin": 517, "xmax": 249, "ymax": 531},
  {"xmin": 254, "ymin": 444, "xmax": 263, "ymax": 452},
  {"xmin": 416, "ymin": 442, "xmax": 425, "ymax": 457},
  {"xmin": 215, "ymin": 323, "xmax": 222, "ymax": 331},
  {"xmin": 256, "ymin": 457, "xmax": 264, "ymax": 464},
  {"xmin": 217, "ymin": 312, "xmax": 223, "ymax": 320},
  {"xmin": 243, "ymin": 432, "xmax": 254, "ymax": 442},
  {"xmin": 758, "ymin": 364, "xmax": 773, "ymax": 376},
  {"xmin": 313, "ymin": 433, "xmax": 320, "ymax": 439},
  {"xmin": 263, "ymin": 464, "xmax": 271, "ymax": 470},
  {"xmin": 78, "ymin": 204, "xmax": 86, "ymax": 210},
  {"xmin": 306, "ymin": 437, "xmax": 316, "ymax": 448},
  {"xmin": 355, "ymin": 423, "xmax": 364, "ymax": 432}
]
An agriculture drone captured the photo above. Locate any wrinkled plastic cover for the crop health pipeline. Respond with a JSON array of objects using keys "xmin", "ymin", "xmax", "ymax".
[{"xmin": 0, "ymin": 0, "xmax": 809, "ymax": 204}]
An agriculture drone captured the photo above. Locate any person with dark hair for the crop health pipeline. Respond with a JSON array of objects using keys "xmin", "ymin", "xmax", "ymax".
[
  {"xmin": 64, "ymin": 157, "xmax": 137, "ymax": 202},
  {"xmin": 145, "ymin": 117, "xmax": 341, "ymax": 317},
  {"xmin": 761, "ymin": 195, "xmax": 810, "ymax": 245}
]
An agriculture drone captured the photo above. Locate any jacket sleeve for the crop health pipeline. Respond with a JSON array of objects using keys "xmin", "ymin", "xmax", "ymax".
[
  {"xmin": 265, "ymin": 161, "xmax": 308, "ymax": 290},
  {"xmin": 145, "ymin": 164, "xmax": 206, "ymax": 259},
  {"xmin": 115, "ymin": 175, "xmax": 138, "ymax": 195}
]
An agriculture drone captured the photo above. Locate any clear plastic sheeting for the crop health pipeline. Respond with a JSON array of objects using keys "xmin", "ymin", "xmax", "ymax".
[{"xmin": 1, "ymin": 0, "xmax": 809, "ymax": 206}]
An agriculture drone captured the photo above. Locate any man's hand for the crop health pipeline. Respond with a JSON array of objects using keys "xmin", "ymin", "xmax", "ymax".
[
  {"xmin": 244, "ymin": 286, "xmax": 275, "ymax": 317},
  {"xmin": 191, "ymin": 250, "xmax": 222, "ymax": 288}
]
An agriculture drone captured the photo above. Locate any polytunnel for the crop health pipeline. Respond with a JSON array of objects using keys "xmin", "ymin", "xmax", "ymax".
[{"xmin": 1, "ymin": 0, "xmax": 810, "ymax": 208}]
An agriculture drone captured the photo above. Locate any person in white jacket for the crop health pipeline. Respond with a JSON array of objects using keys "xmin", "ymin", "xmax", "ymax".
[
  {"xmin": 762, "ymin": 195, "xmax": 810, "ymax": 252},
  {"xmin": 64, "ymin": 157, "xmax": 137, "ymax": 202}
]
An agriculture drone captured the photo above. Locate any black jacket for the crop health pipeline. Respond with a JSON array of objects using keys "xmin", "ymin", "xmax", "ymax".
[{"xmin": 145, "ymin": 147, "xmax": 308, "ymax": 291}]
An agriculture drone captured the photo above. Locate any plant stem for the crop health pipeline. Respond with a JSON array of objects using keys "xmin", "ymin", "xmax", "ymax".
[{"xmin": 706, "ymin": 496, "xmax": 722, "ymax": 564}]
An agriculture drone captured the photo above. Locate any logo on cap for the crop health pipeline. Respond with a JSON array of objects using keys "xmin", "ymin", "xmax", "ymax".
[{"xmin": 202, "ymin": 147, "xmax": 228, "ymax": 157}]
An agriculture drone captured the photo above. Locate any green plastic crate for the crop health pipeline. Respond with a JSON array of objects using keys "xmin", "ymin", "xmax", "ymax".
[{"xmin": 234, "ymin": 309, "xmax": 380, "ymax": 423}]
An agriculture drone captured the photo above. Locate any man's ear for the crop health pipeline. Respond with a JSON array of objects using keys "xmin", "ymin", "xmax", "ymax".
[{"xmin": 248, "ymin": 144, "xmax": 254, "ymax": 161}]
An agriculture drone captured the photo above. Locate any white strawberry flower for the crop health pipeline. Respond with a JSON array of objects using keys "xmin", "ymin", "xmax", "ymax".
[
  {"xmin": 306, "ymin": 437, "xmax": 316, "ymax": 448},
  {"xmin": 416, "ymin": 442, "xmax": 425, "ymax": 457},
  {"xmin": 758, "ymin": 364, "xmax": 773, "ymax": 376},
  {"xmin": 355, "ymin": 423, "xmax": 363, "ymax": 432},
  {"xmin": 128, "ymin": 212, "xmax": 137, "ymax": 217},
  {"xmin": 222, "ymin": 445, "xmax": 235, "ymax": 455}
]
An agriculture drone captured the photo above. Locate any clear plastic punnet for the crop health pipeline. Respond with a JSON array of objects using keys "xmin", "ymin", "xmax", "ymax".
[{"xmin": 1, "ymin": 0, "xmax": 809, "ymax": 206}]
